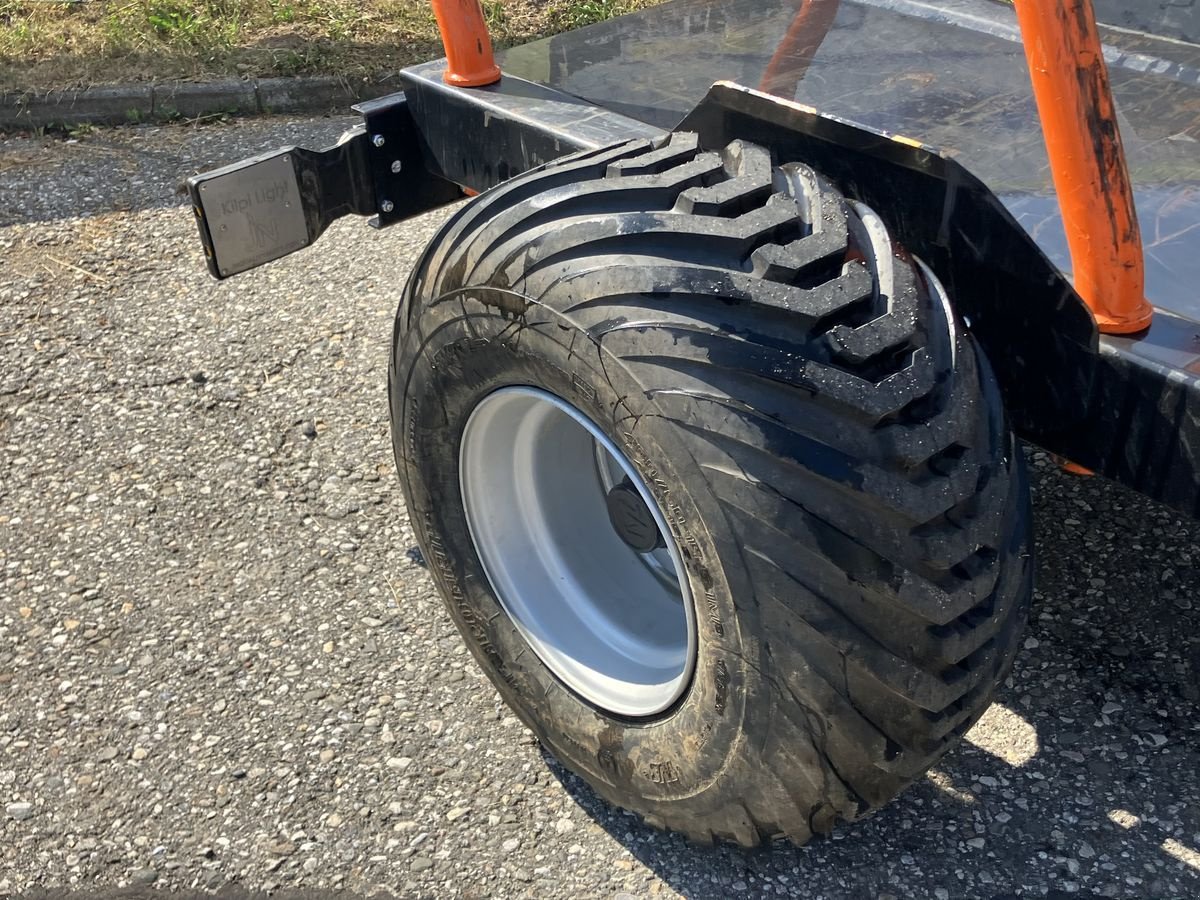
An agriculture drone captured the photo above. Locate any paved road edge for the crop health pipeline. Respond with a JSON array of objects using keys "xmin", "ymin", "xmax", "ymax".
[{"xmin": 0, "ymin": 75, "xmax": 402, "ymax": 130}]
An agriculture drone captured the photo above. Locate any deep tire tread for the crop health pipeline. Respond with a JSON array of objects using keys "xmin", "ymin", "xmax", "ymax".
[{"xmin": 402, "ymin": 133, "xmax": 1033, "ymax": 849}]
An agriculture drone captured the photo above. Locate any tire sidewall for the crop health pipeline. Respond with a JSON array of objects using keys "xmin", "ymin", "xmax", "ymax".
[{"xmin": 390, "ymin": 286, "xmax": 763, "ymax": 809}]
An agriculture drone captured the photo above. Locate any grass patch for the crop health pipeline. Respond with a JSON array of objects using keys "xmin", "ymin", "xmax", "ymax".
[{"xmin": 0, "ymin": 0, "xmax": 662, "ymax": 92}]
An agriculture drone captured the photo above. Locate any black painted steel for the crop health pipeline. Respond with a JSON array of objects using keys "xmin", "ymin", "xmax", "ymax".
[
  {"xmin": 353, "ymin": 92, "xmax": 464, "ymax": 228},
  {"xmin": 675, "ymin": 83, "xmax": 1099, "ymax": 450},
  {"xmin": 1076, "ymin": 324, "xmax": 1200, "ymax": 519},
  {"xmin": 606, "ymin": 482, "xmax": 664, "ymax": 554},
  {"xmin": 396, "ymin": 60, "xmax": 663, "ymax": 190}
]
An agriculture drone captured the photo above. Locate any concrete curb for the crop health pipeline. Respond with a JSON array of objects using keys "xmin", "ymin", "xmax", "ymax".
[{"xmin": 0, "ymin": 74, "xmax": 403, "ymax": 130}]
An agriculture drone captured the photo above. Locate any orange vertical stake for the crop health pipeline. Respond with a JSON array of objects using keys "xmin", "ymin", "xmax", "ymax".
[
  {"xmin": 759, "ymin": 0, "xmax": 842, "ymax": 98},
  {"xmin": 431, "ymin": 0, "xmax": 502, "ymax": 88},
  {"xmin": 1013, "ymin": 0, "xmax": 1153, "ymax": 334}
]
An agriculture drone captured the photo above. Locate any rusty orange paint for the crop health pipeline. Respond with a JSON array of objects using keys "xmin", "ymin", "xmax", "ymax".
[
  {"xmin": 431, "ymin": 0, "xmax": 501, "ymax": 87},
  {"xmin": 1013, "ymin": 0, "xmax": 1152, "ymax": 334},
  {"xmin": 1052, "ymin": 454, "xmax": 1096, "ymax": 476},
  {"xmin": 759, "ymin": 0, "xmax": 841, "ymax": 99}
]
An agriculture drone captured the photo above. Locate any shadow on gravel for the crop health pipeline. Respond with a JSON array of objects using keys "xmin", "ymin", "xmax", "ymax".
[
  {"xmin": 0, "ymin": 116, "xmax": 356, "ymax": 228},
  {"xmin": 545, "ymin": 452, "xmax": 1200, "ymax": 899}
]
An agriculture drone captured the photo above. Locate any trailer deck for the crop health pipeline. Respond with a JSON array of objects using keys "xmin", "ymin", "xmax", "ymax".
[
  {"xmin": 188, "ymin": 0, "xmax": 1200, "ymax": 515},
  {"xmin": 501, "ymin": 0, "xmax": 1200, "ymax": 327},
  {"xmin": 495, "ymin": 0, "xmax": 1200, "ymax": 513}
]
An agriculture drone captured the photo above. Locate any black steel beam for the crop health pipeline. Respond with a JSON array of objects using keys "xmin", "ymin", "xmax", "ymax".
[{"xmin": 398, "ymin": 60, "xmax": 663, "ymax": 192}]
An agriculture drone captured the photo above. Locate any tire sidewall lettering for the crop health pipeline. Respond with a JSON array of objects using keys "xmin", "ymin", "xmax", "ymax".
[{"xmin": 393, "ymin": 298, "xmax": 755, "ymax": 803}]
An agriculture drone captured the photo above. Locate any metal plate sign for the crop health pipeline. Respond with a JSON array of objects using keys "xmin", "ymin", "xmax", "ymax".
[{"xmin": 196, "ymin": 152, "xmax": 309, "ymax": 277}]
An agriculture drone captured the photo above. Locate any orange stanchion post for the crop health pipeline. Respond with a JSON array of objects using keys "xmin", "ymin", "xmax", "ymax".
[
  {"xmin": 759, "ymin": 0, "xmax": 842, "ymax": 98},
  {"xmin": 431, "ymin": 0, "xmax": 502, "ymax": 87},
  {"xmin": 1013, "ymin": 0, "xmax": 1153, "ymax": 334}
]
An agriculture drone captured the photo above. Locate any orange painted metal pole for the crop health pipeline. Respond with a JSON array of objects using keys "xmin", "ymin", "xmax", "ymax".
[
  {"xmin": 759, "ymin": 0, "xmax": 842, "ymax": 98},
  {"xmin": 430, "ymin": 0, "xmax": 501, "ymax": 87},
  {"xmin": 1013, "ymin": 0, "xmax": 1152, "ymax": 334}
]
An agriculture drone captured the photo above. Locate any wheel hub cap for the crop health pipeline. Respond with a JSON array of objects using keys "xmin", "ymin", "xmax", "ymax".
[
  {"xmin": 605, "ymin": 481, "xmax": 664, "ymax": 553},
  {"xmin": 459, "ymin": 387, "xmax": 695, "ymax": 717}
]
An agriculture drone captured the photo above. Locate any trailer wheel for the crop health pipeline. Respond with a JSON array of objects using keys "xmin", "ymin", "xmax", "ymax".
[{"xmin": 389, "ymin": 133, "xmax": 1033, "ymax": 846}]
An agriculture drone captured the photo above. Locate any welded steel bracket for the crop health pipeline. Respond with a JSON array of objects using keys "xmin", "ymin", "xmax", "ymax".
[
  {"xmin": 353, "ymin": 93, "xmax": 467, "ymax": 229},
  {"xmin": 186, "ymin": 93, "xmax": 461, "ymax": 279},
  {"xmin": 186, "ymin": 73, "xmax": 657, "ymax": 279}
]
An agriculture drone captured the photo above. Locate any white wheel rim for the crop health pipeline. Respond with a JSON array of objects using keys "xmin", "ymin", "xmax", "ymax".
[{"xmin": 459, "ymin": 387, "xmax": 696, "ymax": 717}]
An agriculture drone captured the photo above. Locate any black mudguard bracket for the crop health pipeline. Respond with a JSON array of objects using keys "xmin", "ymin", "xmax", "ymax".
[
  {"xmin": 675, "ymin": 82, "xmax": 1101, "ymax": 450},
  {"xmin": 673, "ymin": 83, "xmax": 1200, "ymax": 518}
]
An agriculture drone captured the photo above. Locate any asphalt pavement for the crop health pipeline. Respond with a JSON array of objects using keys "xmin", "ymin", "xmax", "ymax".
[{"xmin": 2, "ymin": 111, "xmax": 1199, "ymax": 900}]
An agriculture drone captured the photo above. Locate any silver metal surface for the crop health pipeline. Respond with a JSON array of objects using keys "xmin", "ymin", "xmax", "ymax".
[
  {"xmin": 380, "ymin": 200, "xmax": 395, "ymax": 213},
  {"xmin": 372, "ymin": 134, "xmax": 386, "ymax": 147},
  {"xmin": 459, "ymin": 387, "xmax": 695, "ymax": 717},
  {"xmin": 196, "ymin": 151, "xmax": 308, "ymax": 278}
]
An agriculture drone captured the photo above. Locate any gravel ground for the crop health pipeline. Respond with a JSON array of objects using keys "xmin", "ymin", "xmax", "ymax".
[{"xmin": 2, "ymin": 108, "xmax": 1200, "ymax": 900}]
